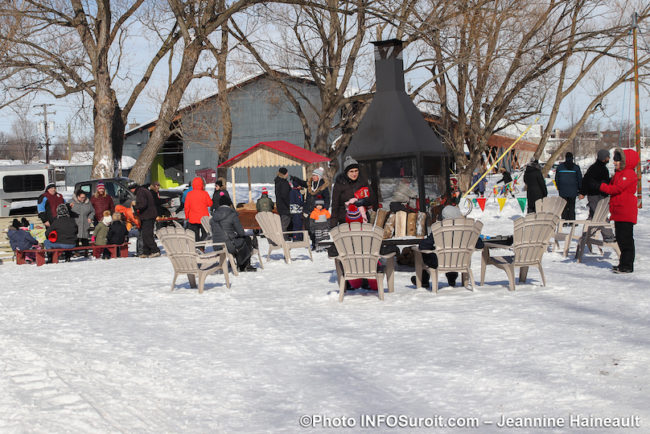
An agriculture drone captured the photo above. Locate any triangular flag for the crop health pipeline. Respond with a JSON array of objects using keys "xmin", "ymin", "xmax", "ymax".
[
  {"xmin": 476, "ymin": 197, "xmax": 487, "ymax": 211},
  {"xmin": 497, "ymin": 197, "xmax": 507, "ymax": 211},
  {"xmin": 517, "ymin": 197, "xmax": 527, "ymax": 212},
  {"xmin": 472, "ymin": 198, "xmax": 478, "ymax": 206}
]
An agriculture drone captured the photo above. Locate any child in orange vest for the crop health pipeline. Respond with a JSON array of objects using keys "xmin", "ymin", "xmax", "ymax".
[{"xmin": 309, "ymin": 196, "xmax": 330, "ymax": 251}]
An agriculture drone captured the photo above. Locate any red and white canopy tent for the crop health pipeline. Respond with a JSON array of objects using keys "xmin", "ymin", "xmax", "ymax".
[{"xmin": 218, "ymin": 140, "xmax": 330, "ymax": 204}]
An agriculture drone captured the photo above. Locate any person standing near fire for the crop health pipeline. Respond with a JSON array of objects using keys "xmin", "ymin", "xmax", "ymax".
[{"xmin": 330, "ymin": 156, "xmax": 374, "ymax": 227}]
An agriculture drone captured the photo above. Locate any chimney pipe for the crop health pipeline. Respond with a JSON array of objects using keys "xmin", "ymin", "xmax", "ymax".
[{"xmin": 372, "ymin": 39, "xmax": 405, "ymax": 93}]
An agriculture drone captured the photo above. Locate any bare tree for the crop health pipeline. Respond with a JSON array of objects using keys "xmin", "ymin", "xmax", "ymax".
[
  {"xmin": 0, "ymin": 0, "xmax": 181, "ymax": 178},
  {"xmin": 394, "ymin": 0, "xmax": 649, "ymax": 189},
  {"xmin": 230, "ymin": 0, "xmax": 371, "ymax": 170},
  {"xmin": 535, "ymin": 2, "xmax": 650, "ymax": 173},
  {"xmin": 129, "ymin": 0, "xmax": 343, "ymax": 183},
  {"xmin": 7, "ymin": 112, "xmax": 41, "ymax": 163}
]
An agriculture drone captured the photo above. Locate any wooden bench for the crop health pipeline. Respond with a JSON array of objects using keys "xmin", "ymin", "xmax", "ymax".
[{"xmin": 16, "ymin": 242, "xmax": 129, "ymax": 266}]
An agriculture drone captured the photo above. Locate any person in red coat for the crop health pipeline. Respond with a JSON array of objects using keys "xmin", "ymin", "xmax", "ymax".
[
  {"xmin": 599, "ymin": 147, "xmax": 639, "ymax": 273},
  {"xmin": 90, "ymin": 182, "xmax": 115, "ymax": 224},
  {"xmin": 184, "ymin": 177, "xmax": 213, "ymax": 241}
]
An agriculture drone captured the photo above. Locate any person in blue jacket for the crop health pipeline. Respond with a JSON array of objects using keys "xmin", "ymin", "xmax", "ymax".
[{"xmin": 555, "ymin": 152, "xmax": 582, "ymax": 220}]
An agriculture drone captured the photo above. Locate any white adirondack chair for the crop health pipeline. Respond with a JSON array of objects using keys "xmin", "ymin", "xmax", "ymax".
[
  {"xmin": 329, "ymin": 222, "xmax": 396, "ymax": 302},
  {"xmin": 569, "ymin": 197, "xmax": 620, "ymax": 262},
  {"xmin": 255, "ymin": 212, "xmax": 312, "ymax": 264},
  {"xmin": 480, "ymin": 212, "xmax": 556, "ymax": 291},
  {"xmin": 413, "ymin": 218, "xmax": 483, "ymax": 292},
  {"xmin": 157, "ymin": 225, "xmax": 230, "ymax": 293},
  {"xmin": 535, "ymin": 196, "xmax": 567, "ymax": 254}
]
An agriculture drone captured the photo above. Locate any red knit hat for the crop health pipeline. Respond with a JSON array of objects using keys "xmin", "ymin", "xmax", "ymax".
[
  {"xmin": 261, "ymin": 187, "xmax": 268, "ymax": 195},
  {"xmin": 345, "ymin": 204, "xmax": 363, "ymax": 223}
]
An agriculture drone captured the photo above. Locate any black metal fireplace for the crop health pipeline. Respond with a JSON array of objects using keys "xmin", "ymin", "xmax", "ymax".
[{"xmin": 344, "ymin": 39, "xmax": 448, "ymax": 212}]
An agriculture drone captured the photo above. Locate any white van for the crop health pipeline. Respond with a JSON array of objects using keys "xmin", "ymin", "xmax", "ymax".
[{"xmin": 0, "ymin": 164, "xmax": 55, "ymax": 217}]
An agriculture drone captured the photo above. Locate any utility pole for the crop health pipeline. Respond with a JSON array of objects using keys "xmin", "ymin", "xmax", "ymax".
[
  {"xmin": 34, "ymin": 103, "xmax": 55, "ymax": 164},
  {"xmin": 67, "ymin": 123, "xmax": 72, "ymax": 162},
  {"xmin": 632, "ymin": 12, "xmax": 642, "ymax": 208}
]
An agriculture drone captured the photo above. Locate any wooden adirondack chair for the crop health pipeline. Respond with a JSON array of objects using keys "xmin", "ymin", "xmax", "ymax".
[
  {"xmin": 413, "ymin": 218, "xmax": 483, "ymax": 292},
  {"xmin": 480, "ymin": 212, "xmax": 556, "ymax": 291},
  {"xmin": 569, "ymin": 197, "xmax": 620, "ymax": 262},
  {"xmin": 329, "ymin": 222, "xmax": 396, "ymax": 302},
  {"xmin": 157, "ymin": 226, "xmax": 230, "ymax": 293},
  {"xmin": 535, "ymin": 196, "xmax": 567, "ymax": 253},
  {"xmin": 200, "ymin": 215, "xmax": 264, "ymax": 274},
  {"xmin": 255, "ymin": 212, "xmax": 312, "ymax": 264}
]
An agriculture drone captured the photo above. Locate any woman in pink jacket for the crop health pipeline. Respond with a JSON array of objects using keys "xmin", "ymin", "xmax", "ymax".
[{"xmin": 599, "ymin": 148, "xmax": 639, "ymax": 274}]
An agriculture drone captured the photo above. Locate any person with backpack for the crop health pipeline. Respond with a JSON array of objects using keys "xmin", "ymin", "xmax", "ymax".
[{"xmin": 523, "ymin": 158, "xmax": 548, "ymax": 213}]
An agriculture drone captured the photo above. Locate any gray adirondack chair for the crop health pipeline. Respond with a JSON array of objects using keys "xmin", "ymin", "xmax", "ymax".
[
  {"xmin": 413, "ymin": 218, "xmax": 483, "ymax": 292},
  {"xmin": 480, "ymin": 212, "xmax": 556, "ymax": 291},
  {"xmin": 157, "ymin": 225, "xmax": 230, "ymax": 293},
  {"xmin": 535, "ymin": 196, "xmax": 568, "ymax": 254},
  {"xmin": 329, "ymin": 222, "xmax": 396, "ymax": 302},
  {"xmin": 200, "ymin": 215, "xmax": 263, "ymax": 274},
  {"xmin": 570, "ymin": 197, "xmax": 620, "ymax": 262},
  {"xmin": 255, "ymin": 212, "xmax": 312, "ymax": 264}
]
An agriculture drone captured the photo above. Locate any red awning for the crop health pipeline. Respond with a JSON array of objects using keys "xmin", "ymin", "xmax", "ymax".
[{"xmin": 218, "ymin": 140, "xmax": 330, "ymax": 168}]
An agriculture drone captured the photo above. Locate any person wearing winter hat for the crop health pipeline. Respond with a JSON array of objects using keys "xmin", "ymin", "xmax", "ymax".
[
  {"xmin": 304, "ymin": 166, "xmax": 330, "ymax": 236},
  {"xmin": 184, "ymin": 177, "xmax": 213, "ymax": 242},
  {"xmin": 256, "ymin": 187, "xmax": 275, "ymax": 212},
  {"xmin": 210, "ymin": 177, "xmax": 233, "ymax": 212},
  {"xmin": 579, "ymin": 149, "xmax": 612, "ymax": 220},
  {"xmin": 44, "ymin": 203, "xmax": 78, "ymax": 261},
  {"xmin": 37, "ymin": 182, "xmax": 64, "ymax": 226},
  {"xmin": 523, "ymin": 158, "xmax": 547, "ymax": 213},
  {"xmin": 600, "ymin": 147, "xmax": 640, "ymax": 273},
  {"xmin": 274, "ymin": 167, "xmax": 293, "ymax": 233},
  {"xmin": 555, "ymin": 151, "xmax": 583, "ymax": 220},
  {"xmin": 129, "ymin": 181, "xmax": 160, "ymax": 257},
  {"xmin": 309, "ymin": 195, "xmax": 331, "ymax": 250},
  {"xmin": 7, "ymin": 221, "xmax": 39, "ymax": 262},
  {"xmin": 330, "ymin": 155, "xmax": 374, "ymax": 227},
  {"xmin": 345, "ymin": 204, "xmax": 363, "ymax": 224},
  {"xmin": 90, "ymin": 181, "xmax": 115, "ymax": 225},
  {"xmin": 210, "ymin": 191, "xmax": 257, "ymax": 272}
]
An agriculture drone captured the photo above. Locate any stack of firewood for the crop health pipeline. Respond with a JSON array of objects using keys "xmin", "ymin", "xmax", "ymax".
[{"xmin": 368, "ymin": 209, "xmax": 428, "ymax": 239}]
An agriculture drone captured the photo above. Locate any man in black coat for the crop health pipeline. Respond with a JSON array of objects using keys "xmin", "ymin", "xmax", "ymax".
[
  {"xmin": 579, "ymin": 149, "xmax": 611, "ymax": 219},
  {"xmin": 129, "ymin": 181, "xmax": 160, "ymax": 257},
  {"xmin": 523, "ymin": 159, "xmax": 548, "ymax": 213},
  {"xmin": 274, "ymin": 167, "xmax": 292, "ymax": 232},
  {"xmin": 555, "ymin": 152, "xmax": 582, "ymax": 220}
]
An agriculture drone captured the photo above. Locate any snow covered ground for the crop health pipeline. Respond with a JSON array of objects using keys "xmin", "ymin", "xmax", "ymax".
[{"xmin": 1, "ymin": 177, "xmax": 649, "ymax": 433}]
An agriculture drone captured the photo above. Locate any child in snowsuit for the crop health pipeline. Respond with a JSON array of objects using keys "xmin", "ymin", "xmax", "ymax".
[
  {"xmin": 92, "ymin": 210, "xmax": 112, "ymax": 258},
  {"xmin": 106, "ymin": 212, "xmax": 129, "ymax": 258},
  {"xmin": 309, "ymin": 196, "xmax": 330, "ymax": 251}
]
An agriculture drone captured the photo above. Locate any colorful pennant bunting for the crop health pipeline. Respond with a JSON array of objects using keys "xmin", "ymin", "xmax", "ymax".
[
  {"xmin": 497, "ymin": 197, "xmax": 507, "ymax": 211},
  {"xmin": 517, "ymin": 197, "xmax": 527, "ymax": 212}
]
